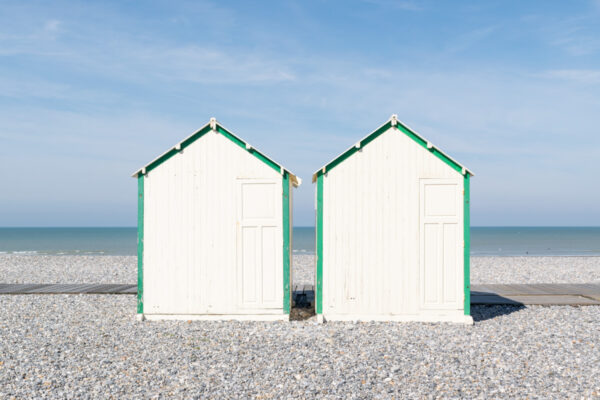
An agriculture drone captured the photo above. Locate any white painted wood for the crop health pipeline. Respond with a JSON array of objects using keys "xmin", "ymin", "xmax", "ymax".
[
  {"xmin": 237, "ymin": 179, "xmax": 282, "ymax": 309},
  {"xmin": 322, "ymin": 313, "xmax": 473, "ymax": 324},
  {"xmin": 312, "ymin": 116, "xmax": 473, "ymax": 181},
  {"xmin": 133, "ymin": 119, "xmax": 301, "ymax": 187},
  {"xmin": 142, "ymin": 313, "xmax": 288, "ymax": 321},
  {"xmin": 321, "ymin": 127, "xmax": 465, "ymax": 321},
  {"xmin": 420, "ymin": 179, "xmax": 462, "ymax": 310},
  {"xmin": 143, "ymin": 129, "xmax": 286, "ymax": 318}
]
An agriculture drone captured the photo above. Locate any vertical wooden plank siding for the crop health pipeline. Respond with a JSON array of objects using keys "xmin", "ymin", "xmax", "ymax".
[
  {"xmin": 282, "ymin": 172, "xmax": 291, "ymax": 314},
  {"xmin": 463, "ymin": 174, "xmax": 471, "ymax": 315},
  {"xmin": 143, "ymin": 131, "xmax": 284, "ymax": 315},
  {"xmin": 316, "ymin": 174, "xmax": 324, "ymax": 314},
  {"xmin": 321, "ymin": 128, "xmax": 466, "ymax": 320},
  {"xmin": 137, "ymin": 174, "xmax": 144, "ymax": 314}
]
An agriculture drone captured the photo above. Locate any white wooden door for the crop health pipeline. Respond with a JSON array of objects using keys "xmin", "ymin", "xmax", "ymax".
[
  {"xmin": 419, "ymin": 179, "xmax": 463, "ymax": 310},
  {"xmin": 237, "ymin": 179, "xmax": 282, "ymax": 309}
]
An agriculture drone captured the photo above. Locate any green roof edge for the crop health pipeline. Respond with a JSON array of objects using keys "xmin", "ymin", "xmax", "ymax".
[{"xmin": 312, "ymin": 117, "xmax": 473, "ymax": 181}]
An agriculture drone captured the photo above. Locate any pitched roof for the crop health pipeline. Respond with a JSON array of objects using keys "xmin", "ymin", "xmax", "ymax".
[
  {"xmin": 132, "ymin": 118, "xmax": 301, "ymax": 187},
  {"xmin": 312, "ymin": 115, "xmax": 474, "ymax": 182}
]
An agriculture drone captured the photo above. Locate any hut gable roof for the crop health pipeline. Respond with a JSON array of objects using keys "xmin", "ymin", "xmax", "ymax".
[
  {"xmin": 312, "ymin": 115, "xmax": 473, "ymax": 182},
  {"xmin": 133, "ymin": 118, "xmax": 301, "ymax": 187}
]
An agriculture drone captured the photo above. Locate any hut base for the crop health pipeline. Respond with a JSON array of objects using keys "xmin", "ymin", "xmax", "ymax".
[
  {"xmin": 320, "ymin": 313, "xmax": 474, "ymax": 325},
  {"xmin": 139, "ymin": 313, "xmax": 289, "ymax": 321}
]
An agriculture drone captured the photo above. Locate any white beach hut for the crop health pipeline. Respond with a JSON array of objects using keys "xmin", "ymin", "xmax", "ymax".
[
  {"xmin": 133, "ymin": 118, "xmax": 301, "ymax": 321},
  {"xmin": 313, "ymin": 115, "xmax": 473, "ymax": 324}
]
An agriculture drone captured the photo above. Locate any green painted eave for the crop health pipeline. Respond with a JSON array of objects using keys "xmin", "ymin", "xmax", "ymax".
[
  {"xmin": 312, "ymin": 116, "xmax": 474, "ymax": 182},
  {"xmin": 132, "ymin": 119, "xmax": 301, "ymax": 187}
]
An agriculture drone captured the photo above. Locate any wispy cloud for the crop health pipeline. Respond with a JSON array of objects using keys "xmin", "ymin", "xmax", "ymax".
[
  {"xmin": 360, "ymin": 0, "xmax": 422, "ymax": 11},
  {"xmin": 44, "ymin": 19, "xmax": 61, "ymax": 33},
  {"xmin": 534, "ymin": 14, "xmax": 600, "ymax": 56},
  {"xmin": 444, "ymin": 25, "xmax": 498, "ymax": 54},
  {"xmin": 1, "ymin": 0, "xmax": 599, "ymax": 226},
  {"xmin": 540, "ymin": 69, "xmax": 600, "ymax": 84},
  {"xmin": 137, "ymin": 46, "xmax": 297, "ymax": 84}
]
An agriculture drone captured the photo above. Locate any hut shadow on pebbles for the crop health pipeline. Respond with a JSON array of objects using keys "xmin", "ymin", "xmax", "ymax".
[{"xmin": 471, "ymin": 304, "xmax": 526, "ymax": 322}]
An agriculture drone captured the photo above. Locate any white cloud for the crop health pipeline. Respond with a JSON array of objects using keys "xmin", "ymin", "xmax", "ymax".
[
  {"xmin": 361, "ymin": 0, "xmax": 422, "ymax": 11},
  {"xmin": 44, "ymin": 19, "xmax": 61, "ymax": 32},
  {"xmin": 140, "ymin": 46, "xmax": 297, "ymax": 84},
  {"xmin": 540, "ymin": 69, "xmax": 600, "ymax": 84}
]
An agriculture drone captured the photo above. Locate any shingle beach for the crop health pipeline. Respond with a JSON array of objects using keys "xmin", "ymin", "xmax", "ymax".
[
  {"xmin": 2, "ymin": 254, "xmax": 599, "ymax": 285},
  {"xmin": 1, "ymin": 254, "xmax": 599, "ymax": 398}
]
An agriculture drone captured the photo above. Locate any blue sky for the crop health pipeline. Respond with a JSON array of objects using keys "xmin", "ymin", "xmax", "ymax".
[{"xmin": 1, "ymin": 0, "xmax": 599, "ymax": 227}]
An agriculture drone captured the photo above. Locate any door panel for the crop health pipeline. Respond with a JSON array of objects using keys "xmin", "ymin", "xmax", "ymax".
[
  {"xmin": 261, "ymin": 226, "xmax": 278, "ymax": 305},
  {"xmin": 237, "ymin": 179, "xmax": 282, "ymax": 309},
  {"xmin": 420, "ymin": 179, "xmax": 463, "ymax": 310},
  {"xmin": 241, "ymin": 226, "xmax": 258, "ymax": 305},
  {"xmin": 423, "ymin": 222, "xmax": 441, "ymax": 304}
]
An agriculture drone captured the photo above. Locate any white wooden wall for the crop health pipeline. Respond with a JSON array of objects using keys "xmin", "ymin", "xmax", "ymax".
[
  {"xmin": 322, "ymin": 127, "xmax": 465, "ymax": 321},
  {"xmin": 143, "ymin": 130, "xmax": 285, "ymax": 316}
]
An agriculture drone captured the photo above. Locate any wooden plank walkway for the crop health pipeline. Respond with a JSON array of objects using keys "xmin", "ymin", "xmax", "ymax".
[
  {"xmin": 471, "ymin": 283, "xmax": 600, "ymax": 306},
  {"xmin": 0, "ymin": 284, "xmax": 136, "ymax": 294},
  {"xmin": 0, "ymin": 283, "xmax": 598, "ymax": 306}
]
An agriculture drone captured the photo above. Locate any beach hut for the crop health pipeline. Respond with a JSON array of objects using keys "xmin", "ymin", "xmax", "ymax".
[
  {"xmin": 313, "ymin": 115, "xmax": 473, "ymax": 324},
  {"xmin": 133, "ymin": 118, "xmax": 301, "ymax": 321}
]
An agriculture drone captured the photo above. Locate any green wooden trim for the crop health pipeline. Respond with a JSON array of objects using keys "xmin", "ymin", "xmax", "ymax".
[
  {"xmin": 141, "ymin": 124, "xmax": 288, "ymax": 178},
  {"xmin": 313, "ymin": 120, "xmax": 470, "ymax": 179},
  {"xmin": 216, "ymin": 125, "xmax": 245, "ymax": 148},
  {"xmin": 216, "ymin": 126, "xmax": 281, "ymax": 173},
  {"xmin": 282, "ymin": 173, "xmax": 291, "ymax": 314},
  {"xmin": 145, "ymin": 125, "xmax": 212, "ymax": 175},
  {"xmin": 316, "ymin": 174, "xmax": 324, "ymax": 314},
  {"xmin": 137, "ymin": 174, "xmax": 144, "ymax": 314},
  {"xmin": 463, "ymin": 174, "xmax": 471, "ymax": 315},
  {"xmin": 314, "ymin": 122, "xmax": 392, "ymax": 179}
]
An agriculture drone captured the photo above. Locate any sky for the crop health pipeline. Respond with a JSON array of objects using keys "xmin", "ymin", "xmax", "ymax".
[{"xmin": 0, "ymin": 0, "xmax": 599, "ymax": 227}]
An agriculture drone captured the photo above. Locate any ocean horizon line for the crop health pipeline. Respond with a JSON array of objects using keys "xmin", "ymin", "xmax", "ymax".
[
  {"xmin": 1, "ymin": 226, "xmax": 600, "ymax": 229},
  {"xmin": 0, "ymin": 226, "xmax": 599, "ymax": 256}
]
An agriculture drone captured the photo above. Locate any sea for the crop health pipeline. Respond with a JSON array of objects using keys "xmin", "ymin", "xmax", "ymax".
[{"xmin": 0, "ymin": 227, "xmax": 599, "ymax": 257}]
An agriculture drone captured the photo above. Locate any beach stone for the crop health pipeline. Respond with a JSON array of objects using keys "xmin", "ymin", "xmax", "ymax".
[
  {"xmin": 1, "ymin": 254, "xmax": 599, "ymax": 286},
  {"xmin": 0, "ymin": 295, "xmax": 598, "ymax": 398}
]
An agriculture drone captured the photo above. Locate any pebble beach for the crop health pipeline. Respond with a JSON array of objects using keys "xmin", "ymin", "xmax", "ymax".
[
  {"xmin": 1, "ymin": 254, "xmax": 600, "ymax": 398},
  {"xmin": 2, "ymin": 254, "xmax": 599, "ymax": 285}
]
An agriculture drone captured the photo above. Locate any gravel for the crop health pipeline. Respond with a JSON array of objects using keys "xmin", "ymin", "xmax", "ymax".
[
  {"xmin": 0, "ymin": 295, "xmax": 598, "ymax": 398},
  {"xmin": 0, "ymin": 255, "xmax": 136, "ymax": 284},
  {"xmin": 1, "ymin": 255, "xmax": 600, "ymax": 397},
  {"xmin": 471, "ymin": 256, "xmax": 600, "ymax": 284},
  {"xmin": 292, "ymin": 254, "xmax": 314, "ymax": 286},
  {"xmin": 2, "ymin": 254, "xmax": 599, "ymax": 285}
]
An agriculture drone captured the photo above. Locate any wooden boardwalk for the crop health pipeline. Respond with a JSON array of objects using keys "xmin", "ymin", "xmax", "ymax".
[
  {"xmin": 0, "ymin": 284, "xmax": 136, "ymax": 294},
  {"xmin": 289, "ymin": 284, "xmax": 600, "ymax": 306},
  {"xmin": 471, "ymin": 283, "xmax": 600, "ymax": 305},
  {"xmin": 0, "ymin": 283, "xmax": 599, "ymax": 306}
]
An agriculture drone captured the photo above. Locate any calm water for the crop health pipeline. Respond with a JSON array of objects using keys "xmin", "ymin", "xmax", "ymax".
[{"xmin": 0, "ymin": 227, "xmax": 598, "ymax": 256}]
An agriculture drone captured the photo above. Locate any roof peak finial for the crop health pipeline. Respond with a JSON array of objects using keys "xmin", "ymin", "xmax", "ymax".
[
  {"xmin": 390, "ymin": 114, "xmax": 398, "ymax": 127},
  {"xmin": 209, "ymin": 117, "xmax": 217, "ymax": 130}
]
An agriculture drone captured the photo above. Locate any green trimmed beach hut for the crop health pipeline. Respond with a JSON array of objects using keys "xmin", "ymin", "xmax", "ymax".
[
  {"xmin": 133, "ymin": 118, "xmax": 301, "ymax": 321},
  {"xmin": 313, "ymin": 115, "xmax": 474, "ymax": 324}
]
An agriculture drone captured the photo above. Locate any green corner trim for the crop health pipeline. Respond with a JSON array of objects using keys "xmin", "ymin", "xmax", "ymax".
[
  {"xmin": 137, "ymin": 174, "xmax": 144, "ymax": 314},
  {"xmin": 464, "ymin": 174, "xmax": 471, "ymax": 315},
  {"xmin": 316, "ymin": 174, "xmax": 324, "ymax": 314},
  {"xmin": 282, "ymin": 173, "xmax": 291, "ymax": 314},
  {"xmin": 313, "ymin": 120, "xmax": 470, "ymax": 179}
]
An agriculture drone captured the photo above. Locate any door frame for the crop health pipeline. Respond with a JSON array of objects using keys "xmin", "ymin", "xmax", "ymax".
[
  {"xmin": 235, "ymin": 178, "xmax": 283, "ymax": 310},
  {"xmin": 419, "ymin": 178, "xmax": 463, "ymax": 310}
]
